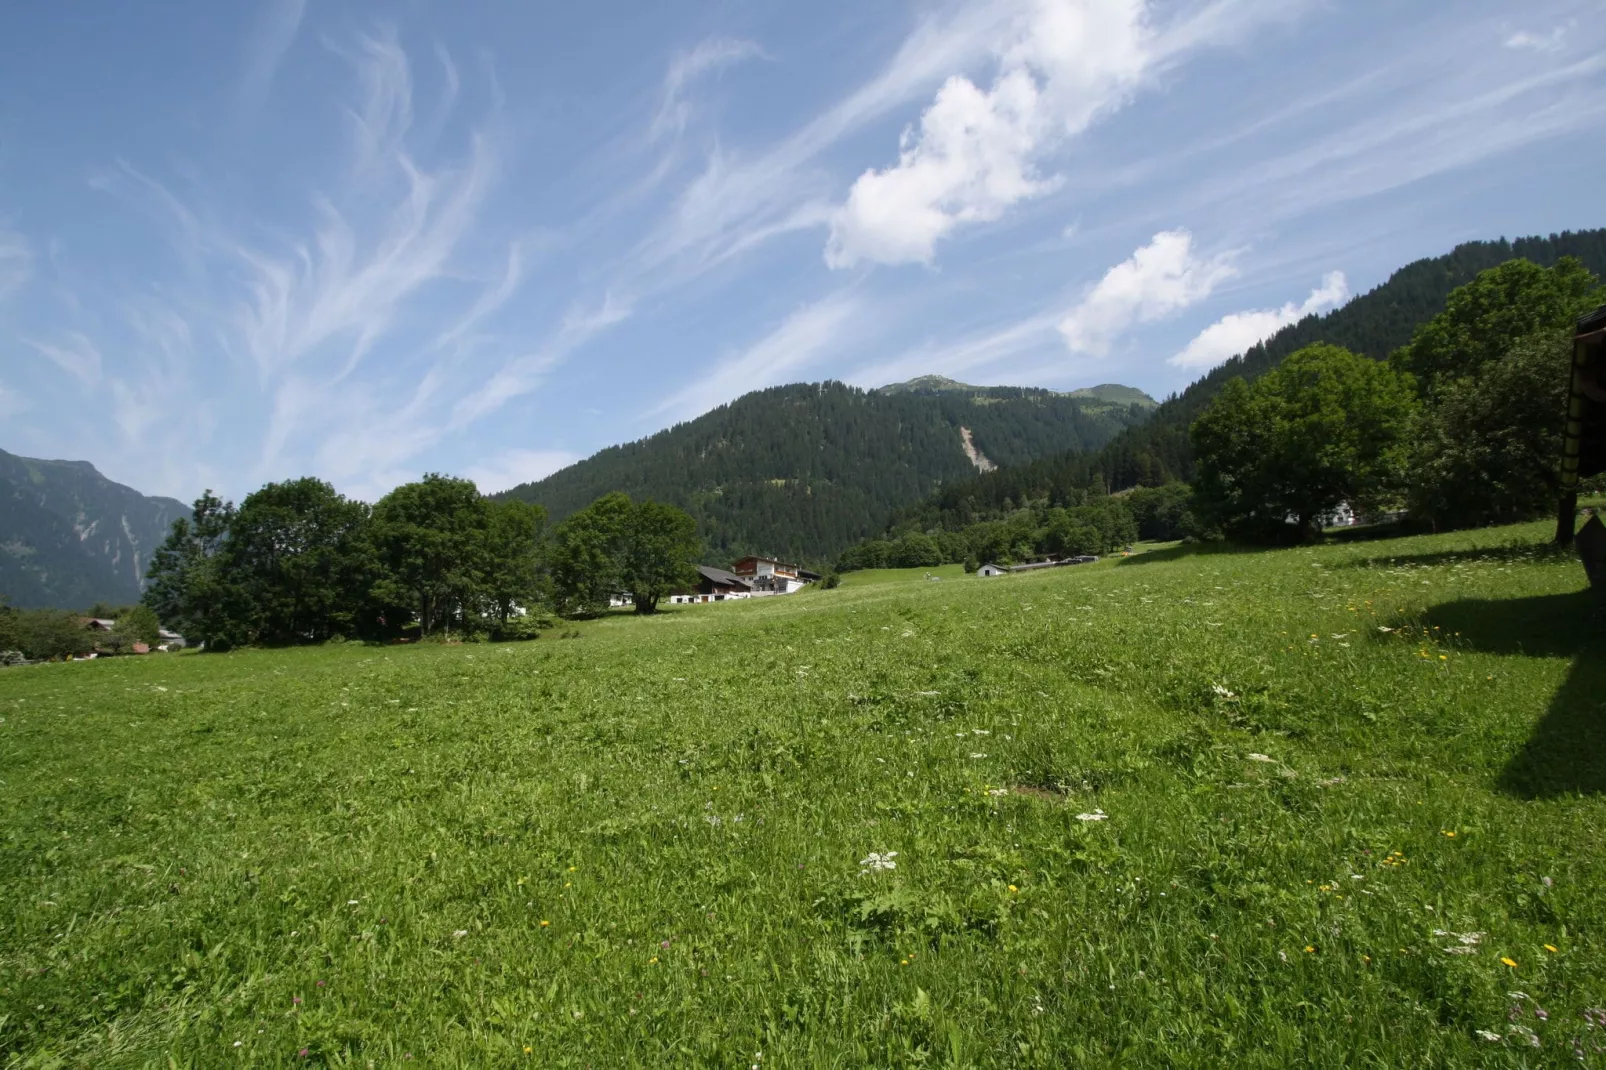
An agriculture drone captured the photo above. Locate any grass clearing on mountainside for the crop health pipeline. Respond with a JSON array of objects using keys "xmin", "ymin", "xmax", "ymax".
[{"xmin": 2, "ymin": 519, "xmax": 1604, "ymax": 1066}]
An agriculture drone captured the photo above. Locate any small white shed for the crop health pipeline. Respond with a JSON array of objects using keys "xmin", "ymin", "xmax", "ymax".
[{"xmin": 977, "ymin": 563, "xmax": 1008, "ymax": 577}]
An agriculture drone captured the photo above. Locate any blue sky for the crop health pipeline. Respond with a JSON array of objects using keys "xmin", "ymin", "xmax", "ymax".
[{"xmin": 2, "ymin": 0, "xmax": 1604, "ymax": 502}]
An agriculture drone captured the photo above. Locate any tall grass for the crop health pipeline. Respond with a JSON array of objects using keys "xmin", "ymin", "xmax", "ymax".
[{"xmin": 1, "ymin": 518, "xmax": 1603, "ymax": 1066}]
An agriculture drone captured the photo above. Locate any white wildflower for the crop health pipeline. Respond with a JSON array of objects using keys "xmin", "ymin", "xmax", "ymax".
[
  {"xmin": 453, "ymin": 930, "xmax": 468, "ymax": 938},
  {"xmin": 969, "ymin": 753, "xmax": 988, "ymax": 759},
  {"xmin": 987, "ymin": 788, "xmax": 1009, "ymax": 797},
  {"xmin": 1075, "ymin": 810, "xmax": 1108, "ymax": 822},
  {"xmin": 860, "ymin": 851, "xmax": 898, "ymax": 874},
  {"xmin": 1475, "ymin": 1030, "xmax": 1502, "ymax": 1042},
  {"xmin": 1247, "ymin": 753, "xmax": 1276, "ymax": 763},
  {"xmin": 1211, "ymin": 684, "xmax": 1238, "ymax": 699}
]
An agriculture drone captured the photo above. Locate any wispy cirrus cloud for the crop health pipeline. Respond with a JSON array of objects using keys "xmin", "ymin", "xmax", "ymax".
[
  {"xmin": 1506, "ymin": 24, "xmax": 1571, "ymax": 52},
  {"xmin": 237, "ymin": 0, "xmax": 307, "ymax": 110},
  {"xmin": 653, "ymin": 37, "xmax": 768, "ymax": 141},
  {"xmin": 464, "ymin": 448, "xmax": 582, "ymax": 495},
  {"xmin": 27, "ymin": 332, "xmax": 102, "ymax": 386},
  {"xmin": 0, "ymin": 224, "xmax": 32, "ymax": 298},
  {"xmin": 1170, "ymin": 271, "xmax": 1348, "ymax": 369},
  {"xmin": 646, "ymin": 290, "xmax": 860, "ymax": 420}
]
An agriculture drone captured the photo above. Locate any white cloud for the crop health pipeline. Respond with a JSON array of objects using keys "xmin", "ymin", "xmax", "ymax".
[
  {"xmin": 1169, "ymin": 271, "xmax": 1348, "ymax": 369},
  {"xmin": 0, "ymin": 224, "xmax": 31, "ymax": 298},
  {"xmin": 1058, "ymin": 229, "xmax": 1235, "ymax": 356},
  {"xmin": 238, "ymin": 0, "xmax": 307, "ymax": 109},
  {"xmin": 0, "ymin": 382, "xmax": 27, "ymax": 419},
  {"xmin": 647, "ymin": 291, "xmax": 859, "ymax": 419},
  {"xmin": 1505, "ymin": 25, "xmax": 1570, "ymax": 53},
  {"xmin": 27, "ymin": 332, "xmax": 103, "ymax": 386},
  {"xmin": 653, "ymin": 37, "xmax": 767, "ymax": 140},
  {"xmin": 463, "ymin": 448, "xmax": 582, "ymax": 495},
  {"xmin": 827, "ymin": 0, "xmax": 1153, "ymax": 268}
]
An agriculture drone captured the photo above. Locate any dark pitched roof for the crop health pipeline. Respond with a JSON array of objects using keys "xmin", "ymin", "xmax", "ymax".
[
  {"xmin": 1578, "ymin": 302, "xmax": 1606, "ymax": 334},
  {"xmin": 697, "ymin": 565, "xmax": 752, "ymax": 588}
]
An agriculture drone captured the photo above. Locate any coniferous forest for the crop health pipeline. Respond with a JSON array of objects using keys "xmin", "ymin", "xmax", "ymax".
[
  {"xmin": 496, "ymin": 381, "xmax": 1153, "ymax": 564},
  {"xmin": 881, "ymin": 229, "xmax": 1606, "ymax": 534}
]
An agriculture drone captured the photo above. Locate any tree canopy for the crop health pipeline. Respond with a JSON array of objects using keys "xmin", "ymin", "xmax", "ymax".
[{"xmin": 1191, "ymin": 344, "xmax": 1416, "ymax": 541}]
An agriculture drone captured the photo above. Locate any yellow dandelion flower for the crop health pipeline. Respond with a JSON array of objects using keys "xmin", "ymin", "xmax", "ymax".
[
  {"xmin": 540, "ymin": 920, "xmax": 550, "ymax": 927},
  {"xmin": 1545, "ymin": 944, "xmax": 1558, "ymax": 953},
  {"xmin": 1304, "ymin": 945, "xmax": 1316, "ymax": 953},
  {"xmin": 1501, "ymin": 957, "xmax": 1518, "ymax": 968},
  {"xmin": 524, "ymin": 1047, "xmax": 533, "ymax": 1054},
  {"xmin": 649, "ymin": 956, "xmax": 659, "ymax": 964},
  {"xmin": 1008, "ymin": 884, "xmax": 1019, "ymax": 893}
]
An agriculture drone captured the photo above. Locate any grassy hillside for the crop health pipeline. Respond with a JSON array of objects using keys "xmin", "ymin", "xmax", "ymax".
[
  {"xmin": 498, "ymin": 381, "xmax": 1152, "ymax": 566},
  {"xmin": 2, "ymin": 520, "xmax": 1603, "ymax": 1064}
]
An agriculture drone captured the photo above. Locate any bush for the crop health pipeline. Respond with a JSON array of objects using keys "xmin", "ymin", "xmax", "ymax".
[
  {"xmin": 14, "ymin": 611, "xmax": 98, "ymax": 661},
  {"xmin": 493, "ymin": 613, "xmax": 552, "ymax": 642}
]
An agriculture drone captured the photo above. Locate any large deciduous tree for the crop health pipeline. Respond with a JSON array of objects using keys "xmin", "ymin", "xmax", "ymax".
[
  {"xmin": 224, "ymin": 478, "xmax": 374, "ymax": 643},
  {"xmin": 550, "ymin": 492, "xmax": 632, "ymax": 616},
  {"xmin": 621, "ymin": 500, "xmax": 701, "ymax": 614},
  {"xmin": 1407, "ymin": 329, "xmax": 1575, "ymax": 530},
  {"xmin": 369, "ymin": 475, "xmax": 491, "ymax": 637},
  {"xmin": 1191, "ymin": 344, "xmax": 1416, "ymax": 541},
  {"xmin": 1392, "ymin": 256, "xmax": 1603, "ymax": 394},
  {"xmin": 484, "ymin": 499, "xmax": 549, "ymax": 628},
  {"xmin": 142, "ymin": 490, "xmax": 245, "ymax": 649}
]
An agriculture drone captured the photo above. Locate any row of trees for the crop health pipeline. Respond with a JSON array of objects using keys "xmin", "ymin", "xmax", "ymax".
[
  {"xmin": 1190, "ymin": 257, "xmax": 1603, "ymax": 540},
  {"xmin": 838, "ymin": 494, "xmax": 1141, "ymax": 572},
  {"xmin": 143, "ymin": 475, "xmax": 700, "ymax": 651}
]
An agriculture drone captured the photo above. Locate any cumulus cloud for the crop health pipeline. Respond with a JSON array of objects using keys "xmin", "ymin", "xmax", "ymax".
[
  {"xmin": 1058, "ymin": 229, "xmax": 1235, "ymax": 356},
  {"xmin": 1169, "ymin": 271, "xmax": 1348, "ymax": 370},
  {"xmin": 826, "ymin": 0, "xmax": 1153, "ymax": 267}
]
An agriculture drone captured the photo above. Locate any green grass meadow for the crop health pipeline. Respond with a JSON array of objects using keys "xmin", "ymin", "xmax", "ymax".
[{"xmin": 3, "ymin": 520, "xmax": 1605, "ymax": 1066}]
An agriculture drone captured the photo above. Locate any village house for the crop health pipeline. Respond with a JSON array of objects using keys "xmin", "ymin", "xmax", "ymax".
[
  {"xmin": 731, "ymin": 556, "xmax": 821, "ymax": 594},
  {"xmin": 668, "ymin": 557, "xmax": 820, "ymax": 604}
]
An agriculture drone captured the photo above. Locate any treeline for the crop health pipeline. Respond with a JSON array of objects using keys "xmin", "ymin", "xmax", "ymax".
[
  {"xmin": 142, "ymin": 476, "xmax": 701, "ymax": 651},
  {"xmin": 891, "ymin": 229, "xmax": 1606, "ymax": 526},
  {"xmin": 0, "ymin": 602, "xmax": 161, "ymax": 662},
  {"xmin": 838, "ymin": 489, "xmax": 1191, "ymax": 571},
  {"xmin": 498, "ymin": 381, "xmax": 1152, "ymax": 565},
  {"xmin": 1191, "ymin": 257, "xmax": 1603, "ymax": 539},
  {"xmin": 837, "ymin": 250, "xmax": 1604, "ymax": 562}
]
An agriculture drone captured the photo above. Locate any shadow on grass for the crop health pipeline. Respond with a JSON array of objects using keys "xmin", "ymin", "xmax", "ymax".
[
  {"xmin": 1422, "ymin": 591, "xmax": 1606, "ymax": 798},
  {"xmin": 1342, "ymin": 541, "xmax": 1571, "ymax": 573},
  {"xmin": 1116, "ymin": 542, "xmax": 1267, "ymax": 567}
]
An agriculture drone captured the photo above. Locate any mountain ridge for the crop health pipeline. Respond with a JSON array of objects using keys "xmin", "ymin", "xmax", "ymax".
[
  {"xmin": 498, "ymin": 379, "xmax": 1152, "ymax": 563},
  {"xmin": 0, "ymin": 449, "xmax": 191, "ymax": 609}
]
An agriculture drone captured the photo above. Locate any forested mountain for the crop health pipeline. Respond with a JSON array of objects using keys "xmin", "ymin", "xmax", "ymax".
[
  {"xmin": 498, "ymin": 380, "xmax": 1154, "ymax": 564},
  {"xmin": 886, "ymin": 228, "xmax": 1606, "ymax": 532},
  {"xmin": 0, "ymin": 449, "xmax": 191, "ymax": 609}
]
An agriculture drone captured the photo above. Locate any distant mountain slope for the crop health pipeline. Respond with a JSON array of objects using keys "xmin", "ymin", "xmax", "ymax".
[
  {"xmin": 0, "ymin": 449, "xmax": 190, "ymax": 609},
  {"xmin": 1066, "ymin": 383, "xmax": 1158, "ymax": 408},
  {"xmin": 884, "ymin": 228, "xmax": 1606, "ymax": 530},
  {"xmin": 498, "ymin": 380, "xmax": 1153, "ymax": 564}
]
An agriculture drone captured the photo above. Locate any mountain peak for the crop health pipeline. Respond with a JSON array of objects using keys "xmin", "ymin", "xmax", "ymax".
[{"xmin": 875, "ymin": 375, "xmax": 984, "ymax": 396}]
